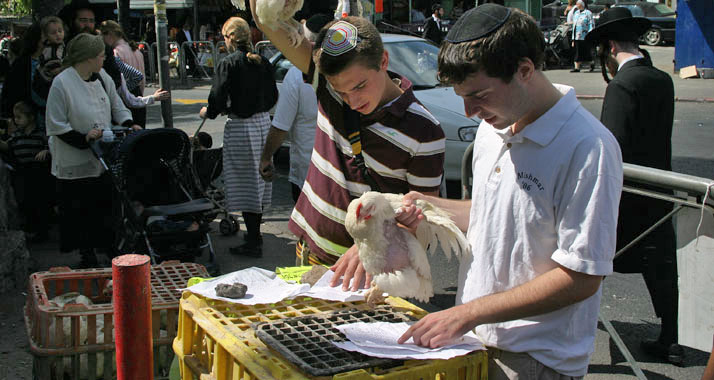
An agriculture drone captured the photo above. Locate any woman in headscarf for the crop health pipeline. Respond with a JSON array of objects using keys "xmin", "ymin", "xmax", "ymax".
[
  {"xmin": 45, "ymin": 33, "xmax": 140, "ymax": 267},
  {"xmin": 571, "ymin": 0, "xmax": 594, "ymax": 72},
  {"xmin": 199, "ymin": 17, "xmax": 277, "ymax": 257}
]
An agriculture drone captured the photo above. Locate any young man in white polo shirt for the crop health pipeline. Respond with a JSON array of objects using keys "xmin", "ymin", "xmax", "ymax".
[{"xmin": 337, "ymin": 4, "xmax": 623, "ymax": 379}]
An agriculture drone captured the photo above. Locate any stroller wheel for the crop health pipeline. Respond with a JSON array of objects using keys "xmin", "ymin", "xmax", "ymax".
[
  {"xmin": 219, "ymin": 218, "xmax": 238, "ymax": 236},
  {"xmin": 205, "ymin": 262, "xmax": 221, "ymax": 276},
  {"xmin": 230, "ymin": 216, "xmax": 239, "ymax": 233}
]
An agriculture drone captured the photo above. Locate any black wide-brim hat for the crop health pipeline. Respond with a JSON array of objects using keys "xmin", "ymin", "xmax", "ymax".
[
  {"xmin": 58, "ymin": 0, "xmax": 96, "ymax": 26},
  {"xmin": 585, "ymin": 7, "xmax": 651, "ymax": 45}
]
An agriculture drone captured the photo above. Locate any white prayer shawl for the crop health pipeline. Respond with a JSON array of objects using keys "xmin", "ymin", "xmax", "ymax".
[{"xmin": 46, "ymin": 67, "xmax": 132, "ymax": 179}]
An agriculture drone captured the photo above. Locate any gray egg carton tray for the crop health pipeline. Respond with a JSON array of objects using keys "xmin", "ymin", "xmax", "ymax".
[{"xmin": 252, "ymin": 307, "xmax": 416, "ymax": 377}]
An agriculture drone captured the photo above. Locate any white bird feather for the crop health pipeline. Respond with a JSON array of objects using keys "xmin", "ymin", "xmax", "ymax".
[
  {"xmin": 345, "ymin": 192, "xmax": 470, "ymax": 302},
  {"xmin": 232, "ymin": 0, "xmax": 305, "ymax": 47}
]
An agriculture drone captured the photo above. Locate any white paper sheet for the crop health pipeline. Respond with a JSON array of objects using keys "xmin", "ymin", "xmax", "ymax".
[
  {"xmin": 332, "ymin": 321, "xmax": 485, "ymax": 360},
  {"xmin": 302, "ymin": 270, "xmax": 371, "ymax": 302},
  {"xmin": 185, "ymin": 267, "xmax": 310, "ymax": 305}
]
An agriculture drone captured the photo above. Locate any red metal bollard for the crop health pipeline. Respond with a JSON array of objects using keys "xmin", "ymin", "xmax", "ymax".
[{"xmin": 112, "ymin": 254, "xmax": 154, "ymax": 380}]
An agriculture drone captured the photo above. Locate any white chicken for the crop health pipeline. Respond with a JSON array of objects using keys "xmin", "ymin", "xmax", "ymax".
[
  {"xmin": 233, "ymin": 0, "xmax": 305, "ymax": 47},
  {"xmin": 344, "ymin": 192, "xmax": 470, "ymax": 302}
]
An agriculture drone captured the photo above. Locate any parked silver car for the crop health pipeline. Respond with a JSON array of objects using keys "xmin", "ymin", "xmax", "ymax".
[{"xmin": 265, "ymin": 34, "xmax": 479, "ymax": 198}]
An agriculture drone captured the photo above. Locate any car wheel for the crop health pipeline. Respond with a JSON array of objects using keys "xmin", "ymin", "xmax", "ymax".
[{"xmin": 643, "ymin": 28, "xmax": 661, "ymax": 46}]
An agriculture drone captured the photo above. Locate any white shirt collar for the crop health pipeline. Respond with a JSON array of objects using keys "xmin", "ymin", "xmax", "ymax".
[
  {"xmin": 617, "ymin": 55, "xmax": 644, "ymax": 71},
  {"xmin": 184, "ymin": 29, "xmax": 192, "ymax": 42},
  {"xmin": 493, "ymin": 84, "xmax": 578, "ymax": 146}
]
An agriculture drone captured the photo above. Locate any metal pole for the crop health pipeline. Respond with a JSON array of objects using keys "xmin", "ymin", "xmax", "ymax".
[
  {"xmin": 117, "ymin": 0, "xmax": 131, "ymax": 33},
  {"xmin": 154, "ymin": 0, "xmax": 174, "ymax": 128},
  {"xmin": 599, "ymin": 314, "xmax": 648, "ymax": 380},
  {"xmin": 193, "ymin": 0, "xmax": 199, "ymax": 42},
  {"xmin": 409, "ymin": 0, "xmax": 412, "ymax": 23},
  {"xmin": 113, "ymin": 254, "xmax": 153, "ymax": 380},
  {"xmin": 614, "ymin": 205, "xmax": 684, "ymax": 259}
]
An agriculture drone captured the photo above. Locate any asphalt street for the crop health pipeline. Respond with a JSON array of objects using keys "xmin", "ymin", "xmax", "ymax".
[{"xmin": 2, "ymin": 46, "xmax": 711, "ymax": 379}]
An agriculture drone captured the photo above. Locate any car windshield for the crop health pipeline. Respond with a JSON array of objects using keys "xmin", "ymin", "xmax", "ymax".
[
  {"xmin": 619, "ymin": 4, "xmax": 645, "ymax": 17},
  {"xmin": 384, "ymin": 40, "xmax": 440, "ymax": 89},
  {"xmin": 653, "ymin": 4, "xmax": 676, "ymax": 16},
  {"xmin": 269, "ymin": 39, "xmax": 441, "ymax": 89}
]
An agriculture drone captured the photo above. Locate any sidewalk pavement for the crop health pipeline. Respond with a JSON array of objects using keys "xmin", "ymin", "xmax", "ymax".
[
  {"xmin": 543, "ymin": 46, "xmax": 714, "ymax": 102},
  {"xmin": 161, "ymin": 46, "xmax": 713, "ymax": 103}
]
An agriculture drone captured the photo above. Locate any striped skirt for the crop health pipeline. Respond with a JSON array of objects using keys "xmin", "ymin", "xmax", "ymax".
[{"xmin": 222, "ymin": 112, "xmax": 272, "ymax": 213}]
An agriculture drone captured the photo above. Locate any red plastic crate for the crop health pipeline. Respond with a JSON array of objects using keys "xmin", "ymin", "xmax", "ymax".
[{"xmin": 23, "ymin": 261, "xmax": 208, "ymax": 380}]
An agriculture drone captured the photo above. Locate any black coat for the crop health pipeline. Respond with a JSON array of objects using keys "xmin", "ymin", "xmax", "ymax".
[
  {"xmin": 600, "ymin": 58, "xmax": 676, "ymax": 274},
  {"xmin": 422, "ymin": 17, "xmax": 443, "ymax": 45},
  {"xmin": 206, "ymin": 50, "xmax": 278, "ymax": 119},
  {"xmin": 175, "ymin": 29, "xmax": 192, "ymax": 47},
  {"xmin": 1, "ymin": 55, "xmax": 32, "ymax": 118}
]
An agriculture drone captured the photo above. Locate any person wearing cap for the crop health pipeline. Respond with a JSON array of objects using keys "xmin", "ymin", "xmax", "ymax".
[
  {"xmin": 248, "ymin": 0, "xmax": 445, "ymax": 271},
  {"xmin": 389, "ymin": 4, "xmax": 623, "ymax": 378},
  {"xmin": 586, "ymin": 7, "xmax": 681, "ymax": 365},
  {"xmin": 423, "ymin": 4, "xmax": 445, "ymax": 45},
  {"xmin": 45, "ymin": 33, "xmax": 140, "ymax": 268},
  {"xmin": 259, "ymin": 14, "xmax": 332, "ymax": 202}
]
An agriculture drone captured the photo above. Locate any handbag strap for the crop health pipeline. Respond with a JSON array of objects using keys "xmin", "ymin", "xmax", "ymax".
[{"xmin": 343, "ymin": 107, "xmax": 380, "ymax": 192}]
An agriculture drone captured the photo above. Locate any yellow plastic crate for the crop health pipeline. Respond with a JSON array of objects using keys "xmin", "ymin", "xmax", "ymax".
[{"xmin": 173, "ymin": 292, "xmax": 487, "ymax": 380}]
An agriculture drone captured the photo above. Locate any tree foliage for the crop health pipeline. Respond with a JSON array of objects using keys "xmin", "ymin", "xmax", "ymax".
[{"xmin": 0, "ymin": 0, "xmax": 32, "ymax": 16}]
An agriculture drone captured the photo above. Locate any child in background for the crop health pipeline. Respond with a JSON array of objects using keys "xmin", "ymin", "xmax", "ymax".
[
  {"xmin": 0, "ymin": 101, "xmax": 54, "ymax": 241},
  {"xmin": 32, "ymin": 16, "xmax": 66, "ymax": 132},
  {"xmin": 39, "ymin": 16, "xmax": 65, "ymax": 69}
]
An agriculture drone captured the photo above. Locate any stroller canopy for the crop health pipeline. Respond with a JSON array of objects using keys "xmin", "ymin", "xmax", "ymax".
[{"xmin": 110, "ymin": 128, "xmax": 197, "ymax": 206}]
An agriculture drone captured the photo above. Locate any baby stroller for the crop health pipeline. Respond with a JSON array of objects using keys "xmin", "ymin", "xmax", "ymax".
[
  {"xmin": 543, "ymin": 22, "xmax": 574, "ymax": 70},
  {"xmin": 190, "ymin": 122, "xmax": 239, "ymax": 236},
  {"xmin": 191, "ymin": 146, "xmax": 240, "ymax": 236},
  {"xmin": 94, "ymin": 127, "xmax": 220, "ymax": 275}
]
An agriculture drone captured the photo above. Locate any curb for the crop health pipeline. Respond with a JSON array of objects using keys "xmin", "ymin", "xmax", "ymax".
[{"xmin": 576, "ymin": 95, "xmax": 714, "ymax": 103}]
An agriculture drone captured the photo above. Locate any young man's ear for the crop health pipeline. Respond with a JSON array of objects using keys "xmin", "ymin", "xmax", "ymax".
[
  {"xmin": 380, "ymin": 50, "xmax": 389, "ymax": 71},
  {"xmin": 516, "ymin": 58, "xmax": 535, "ymax": 82}
]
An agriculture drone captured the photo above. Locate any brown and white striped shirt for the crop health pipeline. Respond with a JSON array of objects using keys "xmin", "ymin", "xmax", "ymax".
[{"xmin": 288, "ymin": 65, "xmax": 445, "ymax": 264}]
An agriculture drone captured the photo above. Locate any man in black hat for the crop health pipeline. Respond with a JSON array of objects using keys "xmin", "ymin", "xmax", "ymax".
[
  {"xmin": 58, "ymin": 0, "xmax": 122, "ymax": 88},
  {"xmin": 422, "ymin": 4, "xmax": 445, "ymax": 45},
  {"xmin": 586, "ymin": 7, "xmax": 681, "ymax": 365},
  {"xmin": 391, "ymin": 4, "xmax": 623, "ymax": 378}
]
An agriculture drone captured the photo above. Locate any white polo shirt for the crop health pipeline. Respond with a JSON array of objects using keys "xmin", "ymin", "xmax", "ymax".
[
  {"xmin": 460, "ymin": 85, "xmax": 623, "ymax": 377},
  {"xmin": 272, "ymin": 66, "xmax": 318, "ymax": 188}
]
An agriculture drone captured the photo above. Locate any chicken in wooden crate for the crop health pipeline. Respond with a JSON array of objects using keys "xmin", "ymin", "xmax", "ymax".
[{"xmin": 345, "ymin": 192, "xmax": 470, "ymax": 303}]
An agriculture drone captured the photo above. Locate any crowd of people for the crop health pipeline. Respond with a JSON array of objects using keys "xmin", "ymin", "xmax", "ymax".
[
  {"xmin": 0, "ymin": 0, "xmax": 707, "ymax": 375},
  {"xmin": 0, "ymin": 0, "xmax": 167, "ymax": 266}
]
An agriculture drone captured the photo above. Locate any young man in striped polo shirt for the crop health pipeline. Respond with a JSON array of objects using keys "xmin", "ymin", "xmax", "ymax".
[{"xmin": 250, "ymin": 2, "xmax": 445, "ymax": 286}]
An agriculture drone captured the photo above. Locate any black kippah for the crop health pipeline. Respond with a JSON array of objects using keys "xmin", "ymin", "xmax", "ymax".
[{"xmin": 445, "ymin": 3, "xmax": 511, "ymax": 43}]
